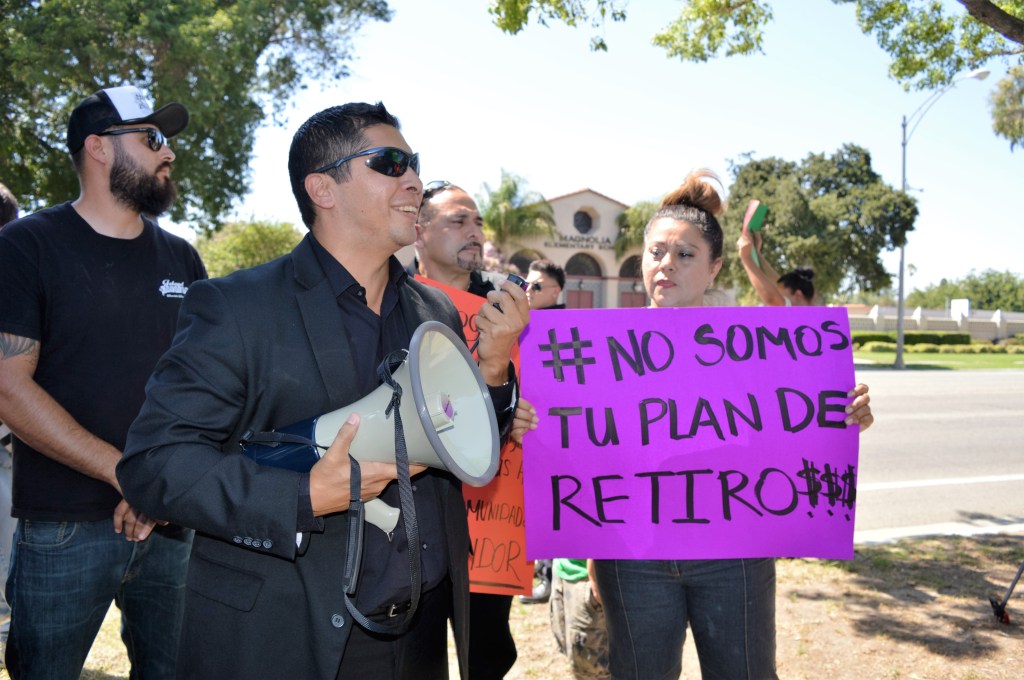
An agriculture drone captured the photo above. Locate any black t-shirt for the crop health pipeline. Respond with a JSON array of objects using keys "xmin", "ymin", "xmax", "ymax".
[{"xmin": 0, "ymin": 203, "xmax": 207, "ymax": 521}]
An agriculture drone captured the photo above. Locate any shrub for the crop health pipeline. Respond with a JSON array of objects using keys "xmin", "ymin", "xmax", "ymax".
[
  {"xmin": 857, "ymin": 342, "xmax": 1023, "ymax": 354},
  {"xmin": 850, "ymin": 331, "xmax": 971, "ymax": 346},
  {"xmin": 861, "ymin": 341, "xmax": 897, "ymax": 353}
]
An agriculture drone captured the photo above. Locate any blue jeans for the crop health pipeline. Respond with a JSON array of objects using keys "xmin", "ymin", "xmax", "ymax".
[
  {"xmin": 5, "ymin": 519, "xmax": 193, "ymax": 680},
  {"xmin": 592, "ymin": 558, "xmax": 777, "ymax": 680}
]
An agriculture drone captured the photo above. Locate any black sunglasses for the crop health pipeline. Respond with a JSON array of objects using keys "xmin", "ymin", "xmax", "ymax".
[
  {"xmin": 530, "ymin": 282, "xmax": 543, "ymax": 292},
  {"xmin": 97, "ymin": 127, "xmax": 167, "ymax": 152},
  {"xmin": 310, "ymin": 146, "xmax": 420, "ymax": 178}
]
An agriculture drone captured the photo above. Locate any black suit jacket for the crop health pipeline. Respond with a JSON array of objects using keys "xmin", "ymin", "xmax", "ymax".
[{"xmin": 119, "ymin": 235, "xmax": 472, "ymax": 678}]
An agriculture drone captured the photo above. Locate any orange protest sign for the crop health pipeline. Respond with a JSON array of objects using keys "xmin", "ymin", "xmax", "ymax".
[{"xmin": 415, "ymin": 275, "xmax": 531, "ymax": 596}]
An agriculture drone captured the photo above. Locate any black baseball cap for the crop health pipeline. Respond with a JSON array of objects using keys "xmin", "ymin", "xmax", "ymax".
[{"xmin": 66, "ymin": 85, "xmax": 189, "ymax": 153}]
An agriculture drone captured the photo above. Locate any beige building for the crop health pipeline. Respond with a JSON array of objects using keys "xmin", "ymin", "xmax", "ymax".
[{"xmin": 503, "ymin": 188, "xmax": 647, "ymax": 309}]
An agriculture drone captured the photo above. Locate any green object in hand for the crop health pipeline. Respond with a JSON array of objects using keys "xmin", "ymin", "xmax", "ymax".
[
  {"xmin": 742, "ymin": 200, "xmax": 768, "ymax": 266},
  {"xmin": 747, "ymin": 203, "xmax": 767, "ymax": 232}
]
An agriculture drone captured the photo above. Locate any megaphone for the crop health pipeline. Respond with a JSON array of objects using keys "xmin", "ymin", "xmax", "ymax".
[{"xmin": 241, "ymin": 320, "xmax": 500, "ymax": 533}]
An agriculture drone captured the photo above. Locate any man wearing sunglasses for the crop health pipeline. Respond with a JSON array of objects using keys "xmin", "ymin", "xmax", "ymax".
[
  {"xmin": 118, "ymin": 102, "xmax": 527, "ymax": 679},
  {"xmin": 0, "ymin": 85, "xmax": 205, "ymax": 677},
  {"xmin": 525, "ymin": 259, "xmax": 566, "ymax": 312}
]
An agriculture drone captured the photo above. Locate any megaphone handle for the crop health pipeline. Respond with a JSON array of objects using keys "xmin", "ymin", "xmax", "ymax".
[{"xmin": 365, "ymin": 499, "xmax": 399, "ymax": 538}]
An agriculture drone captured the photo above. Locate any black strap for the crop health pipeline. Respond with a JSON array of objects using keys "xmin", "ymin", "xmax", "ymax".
[
  {"xmin": 342, "ymin": 455, "xmax": 365, "ymax": 596},
  {"xmin": 341, "ymin": 350, "xmax": 421, "ymax": 634},
  {"xmin": 238, "ymin": 430, "xmax": 324, "ymax": 449}
]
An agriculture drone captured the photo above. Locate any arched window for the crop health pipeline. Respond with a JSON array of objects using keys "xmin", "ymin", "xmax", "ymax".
[
  {"xmin": 509, "ymin": 248, "xmax": 544, "ymax": 275},
  {"xmin": 565, "ymin": 253, "xmax": 602, "ymax": 278},
  {"xmin": 618, "ymin": 256, "xmax": 641, "ymax": 279}
]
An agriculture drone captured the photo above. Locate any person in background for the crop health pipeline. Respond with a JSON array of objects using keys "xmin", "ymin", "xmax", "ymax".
[
  {"xmin": 414, "ymin": 181, "xmax": 509, "ymax": 297},
  {"xmin": 0, "ymin": 181, "xmax": 19, "ymax": 659},
  {"xmin": 524, "ymin": 258, "xmax": 565, "ymax": 311},
  {"xmin": 117, "ymin": 103, "xmax": 524, "ymax": 678},
  {"xmin": 0, "ymin": 85, "xmax": 204, "ymax": 678},
  {"xmin": 415, "ymin": 180, "xmax": 521, "ymax": 678},
  {"xmin": 591, "ymin": 169, "xmax": 873, "ymax": 680},
  {"xmin": 0, "ymin": 184, "xmax": 16, "ymax": 227},
  {"xmin": 518, "ymin": 258, "xmax": 566, "ymax": 607},
  {"xmin": 737, "ymin": 230, "xmax": 816, "ymax": 305}
]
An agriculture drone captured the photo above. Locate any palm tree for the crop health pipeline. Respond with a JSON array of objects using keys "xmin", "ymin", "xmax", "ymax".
[
  {"xmin": 477, "ymin": 170, "xmax": 556, "ymax": 249},
  {"xmin": 613, "ymin": 200, "xmax": 657, "ymax": 258}
]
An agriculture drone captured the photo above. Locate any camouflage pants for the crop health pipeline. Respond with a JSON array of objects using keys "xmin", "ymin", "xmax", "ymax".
[{"xmin": 550, "ymin": 571, "xmax": 611, "ymax": 680}]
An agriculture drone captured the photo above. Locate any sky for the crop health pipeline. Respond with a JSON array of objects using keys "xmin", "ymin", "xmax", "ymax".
[{"xmin": 172, "ymin": 0, "xmax": 1022, "ymax": 293}]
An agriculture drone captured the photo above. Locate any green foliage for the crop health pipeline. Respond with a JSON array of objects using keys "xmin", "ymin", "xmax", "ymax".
[
  {"xmin": 477, "ymin": 170, "xmax": 556, "ymax": 247},
  {"xmin": 195, "ymin": 219, "xmax": 303, "ymax": 278},
  {"xmin": 488, "ymin": 0, "xmax": 627, "ymax": 50},
  {"xmin": 719, "ymin": 144, "xmax": 917, "ymax": 300},
  {"xmin": 906, "ymin": 269, "xmax": 1024, "ymax": 311},
  {"xmin": 860, "ymin": 341, "xmax": 1024, "ymax": 354},
  {"xmin": 844, "ymin": 0, "xmax": 1020, "ymax": 89},
  {"xmin": 852, "ymin": 331, "xmax": 971, "ymax": 345},
  {"xmin": 0, "ymin": 0, "xmax": 391, "ymax": 232},
  {"xmin": 489, "ymin": 1, "xmax": 1024, "ymax": 148},
  {"xmin": 653, "ymin": 0, "xmax": 773, "ymax": 62},
  {"xmin": 991, "ymin": 65, "xmax": 1024, "ymax": 149},
  {"xmin": 613, "ymin": 200, "xmax": 658, "ymax": 257}
]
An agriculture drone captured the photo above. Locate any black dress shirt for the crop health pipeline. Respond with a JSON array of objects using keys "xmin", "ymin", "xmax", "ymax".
[{"xmin": 302, "ymin": 237, "xmax": 514, "ymax": 612}]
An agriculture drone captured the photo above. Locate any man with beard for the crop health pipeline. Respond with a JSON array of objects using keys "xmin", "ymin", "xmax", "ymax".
[
  {"xmin": 413, "ymin": 182, "xmax": 519, "ymax": 678},
  {"xmin": 0, "ymin": 85, "xmax": 205, "ymax": 678},
  {"xmin": 413, "ymin": 181, "xmax": 508, "ymax": 297}
]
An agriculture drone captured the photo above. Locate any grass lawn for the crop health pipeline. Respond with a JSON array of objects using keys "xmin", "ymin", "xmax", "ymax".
[{"xmin": 854, "ymin": 351, "xmax": 1024, "ymax": 370}]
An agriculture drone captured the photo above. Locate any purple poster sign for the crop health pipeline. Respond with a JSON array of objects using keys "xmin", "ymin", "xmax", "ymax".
[{"xmin": 520, "ymin": 306, "xmax": 859, "ymax": 561}]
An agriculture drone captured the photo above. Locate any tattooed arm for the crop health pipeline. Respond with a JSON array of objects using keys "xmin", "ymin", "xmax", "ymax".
[{"xmin": 0, "ymin": 332, "xmax": 157, "ymax": 540}]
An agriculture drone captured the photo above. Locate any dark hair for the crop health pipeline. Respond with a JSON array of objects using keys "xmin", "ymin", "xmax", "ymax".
[
  {"xmin": 529, "ymin": 258, "xmax": 565, "ymax": 289},
  {"xmin": 0, "ymin": 182, "xmax": 18, "ymax": 226},
  {"xmin": 417, "ymin": 182, "xmax": 465, "ymax": 226},
  {"xmin": 644, "ymin": 168, "xmax": 725, "ymax": 260},
  {"xmin": 288, "ymin": 102, "xmax": 401, "ymax": 229},
  {"xmin": 778, "ymin": 267, "xmax": 815, "ymax": 300}
]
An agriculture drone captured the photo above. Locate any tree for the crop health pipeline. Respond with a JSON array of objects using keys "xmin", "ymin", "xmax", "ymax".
[
  {"xmin": 991, "ymin": 65, "xmax": 1024, "ymax": 149},
  {"xmin": 613, "ymin": 200, "xmax": 657, "ymax": 257},
  {"xmin": 194, "ymin": 219, "xmax": 303, "ymax": 278},
  {"xmin": 719, "ymin": 144, "xmax": 917, "ymax": 301},
  {"xmin": 906, "ymin": 269, "xmax": 1024, "ymax": 311},
  {"xmin": 477, "ymin": 170, "xmax": 556, "ymax": 248},
  {"xmin": 0, "ymin": 0, "xmax": 390, "ymax": 232},
  {"xmin": 489, "ymin": 1, "xmax": 1024, "ymax": 149}
]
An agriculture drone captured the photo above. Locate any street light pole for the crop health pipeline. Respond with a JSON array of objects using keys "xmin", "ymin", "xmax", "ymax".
[{"xmin": 893, "ymin": 68, "xmax": 989, "ymax": 369}]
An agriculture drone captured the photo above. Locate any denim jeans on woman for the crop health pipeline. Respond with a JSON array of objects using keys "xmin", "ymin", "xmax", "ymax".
[
  {"xmin": 4, "ymin": 518, "xmax": 192, "ymax": 680},
  {"xmin": 593, "ymin": 558, "xmax": 778, "ymax": 680}
]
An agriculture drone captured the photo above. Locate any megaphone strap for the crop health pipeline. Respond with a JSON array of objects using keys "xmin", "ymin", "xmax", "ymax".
[
  {"xmin": 390, "ymin": 368, "xmax": 422, "ymax": 622},
  {"xmin": 342, "ymin": 455, "xmax": 364, "ymax": 597},
  {"xmin": 341, "ymin": 367, "xmax": 423, "ymax": 635},
  {"xmin": 238, "ymin": 430, "xmax": 324, "ymax": 450}
]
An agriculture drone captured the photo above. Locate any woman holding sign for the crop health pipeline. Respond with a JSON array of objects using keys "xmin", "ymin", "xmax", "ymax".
[{"xmin": 590, "ymin": 170, "xmax": 873, "ymax": 680}]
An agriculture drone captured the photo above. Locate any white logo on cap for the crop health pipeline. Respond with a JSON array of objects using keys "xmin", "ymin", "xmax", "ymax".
[{"xmin": 102, "ymin": 85, "xmax": 154, "ymax": 121}]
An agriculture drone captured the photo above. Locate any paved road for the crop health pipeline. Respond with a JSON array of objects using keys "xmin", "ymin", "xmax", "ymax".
[{"xmin": 851, "ymin": 368, "xmax": 1024, "ymax": 542}]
